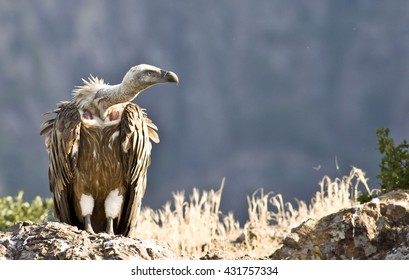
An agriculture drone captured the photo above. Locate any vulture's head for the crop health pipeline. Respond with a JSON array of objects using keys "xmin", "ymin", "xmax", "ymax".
[
  {"xmin": 122, "ymin": 64, "xmax": 179, "ymax": 92},
  {"xmin": 74, "ymin": 64, "xmax": 178, "ymax": 118}
]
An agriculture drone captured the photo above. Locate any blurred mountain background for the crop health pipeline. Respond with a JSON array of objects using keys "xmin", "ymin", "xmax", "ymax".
[{"xmin": 1, "ymin": 0, "xmax": 409, "ymax": 223}]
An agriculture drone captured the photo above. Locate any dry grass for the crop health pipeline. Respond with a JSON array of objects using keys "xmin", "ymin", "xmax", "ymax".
[{"xmin": 135, "ymin": 167, "xmax": 371, "ymax": 259}]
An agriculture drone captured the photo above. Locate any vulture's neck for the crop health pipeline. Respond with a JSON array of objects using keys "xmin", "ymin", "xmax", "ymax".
[{"xmin": 75, "ymin": 83, "xmax": 140, "ymax": 126}]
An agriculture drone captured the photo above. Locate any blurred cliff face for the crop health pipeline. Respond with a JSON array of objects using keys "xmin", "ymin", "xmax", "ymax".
[{"xmin": 1, "ymin": 0, "xmax": 408, "ymax": 221}]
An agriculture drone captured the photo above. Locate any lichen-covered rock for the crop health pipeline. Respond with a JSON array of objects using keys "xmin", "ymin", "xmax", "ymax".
[
  {"xmin": 270, "ymin": 190, "xmax": 409, "ymax": 260},
  {"xmin": 0, "ymin": 221, "xmax": 178, "ymax": 260}
]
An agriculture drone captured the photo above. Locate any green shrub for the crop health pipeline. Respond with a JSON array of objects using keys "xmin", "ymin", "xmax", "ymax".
[
  {"xmin": 376, "ymin": 128, "xmax": 409, "ymax": 193},
  {"xmin": 0, "ymin": 191, "xmax": 53, "ymax": 232}
]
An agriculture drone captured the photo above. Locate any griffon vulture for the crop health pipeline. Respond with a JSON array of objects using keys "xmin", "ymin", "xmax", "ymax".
[{"xmin": 40, "ymin": 64, "xmax": 178, "ymax": 236}]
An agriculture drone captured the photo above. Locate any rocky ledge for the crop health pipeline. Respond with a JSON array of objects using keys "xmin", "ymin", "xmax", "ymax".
[
  {"xmin": 1, "ymin": 190, "xmax": 408, "ymax": 260},
  {"xmin": 270, "ymin": 190, "xmax": 409, "ymax": 260},
  {"xmin": 0, "ymin": 221, "xmax": 178, "ymax": 260}
]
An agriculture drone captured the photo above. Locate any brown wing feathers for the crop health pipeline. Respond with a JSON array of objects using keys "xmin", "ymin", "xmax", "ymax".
[
  {"xmin": 41, "ymin": 102, "xmax": 81, "ymax": 225},
  {"xmin": 117, "ymin": 103, "xmax": 154, "ymax": 236}
]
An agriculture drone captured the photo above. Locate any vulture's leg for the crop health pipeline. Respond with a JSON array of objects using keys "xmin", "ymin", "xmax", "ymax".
[
  {"xmin": 106, "ymin": 217, "xmax": 114, "ymax": 235},
  {"xmin": 80, "ymin": 194, "xmax": 95, "ymax": 234},
  {"xmin": 84, "ymin": 215, "xmax": 95, "ymax": 234},
  {"xmin": 104, "ymin": 189, "xmax": 123, "ymax": 235}
]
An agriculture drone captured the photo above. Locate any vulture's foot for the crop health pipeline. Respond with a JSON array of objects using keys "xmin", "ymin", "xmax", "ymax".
[
  {"xmin": 106, "ymin": 217, "xmax": 114, "ymax": 235},
  {"xmin": 84, "ymin": 214, "xmax": 95, "ymax": 234}
]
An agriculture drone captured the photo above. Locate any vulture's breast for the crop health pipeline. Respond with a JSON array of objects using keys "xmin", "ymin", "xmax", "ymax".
[{"xmin": 73, "ymin": 115, "xmax": 125, "ymax": 208}]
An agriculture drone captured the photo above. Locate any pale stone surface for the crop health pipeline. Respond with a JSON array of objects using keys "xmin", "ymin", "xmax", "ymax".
[{"xmin": 0, "ymin": 221, "xmax": 178, "ymax": 260}]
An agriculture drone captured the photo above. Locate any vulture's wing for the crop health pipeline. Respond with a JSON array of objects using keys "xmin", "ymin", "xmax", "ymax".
[
  {"xmin": 41, "ymin": 102, "xmax": 81, "ymax": 224},
  {"xmin": 118, "ymin": 103, "xmax": 158, "ymax": 236}
]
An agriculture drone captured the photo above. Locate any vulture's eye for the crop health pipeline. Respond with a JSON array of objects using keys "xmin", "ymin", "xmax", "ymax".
[{"xmin": 145, "ymin": 70, "xmax": 157, "ymax": 76}]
